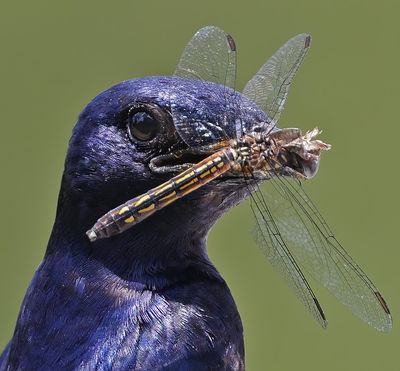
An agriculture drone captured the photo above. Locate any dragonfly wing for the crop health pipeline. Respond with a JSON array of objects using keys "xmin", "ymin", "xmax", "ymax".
[
  {"xmin": 168, "ymin": 82, "xmax": 240, "ymax": 146},
  {"xmin": 171, "ymin": 26, "xmax": 239, "ymax": 146},
  {"xmin": 174, "ymin": 26, "xmax": 237, "ymax": 88},
  {"xmin": 242, "ymin": 34, "xmax": 311, "ymax": 124},
  {"xmin": 256, "ymin": 176, "xmax": 392, "ymax": 332},
  {"xmin": 250, "ymin": 189, "xmax": 328, "ymax": 328}
]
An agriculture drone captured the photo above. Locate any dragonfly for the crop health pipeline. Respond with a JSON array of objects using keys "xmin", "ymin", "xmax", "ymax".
[{"xmin": 87, "ymin": 26, "xmax": 392, "ymax": 332}]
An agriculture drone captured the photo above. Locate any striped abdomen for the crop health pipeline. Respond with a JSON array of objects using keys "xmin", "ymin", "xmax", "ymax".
[{"xmin": 86, "ymin": 148, "xmax": 236, "ymax": 241}]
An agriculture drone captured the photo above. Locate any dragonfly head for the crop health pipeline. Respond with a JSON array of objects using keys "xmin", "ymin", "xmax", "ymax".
[{"xmin": 268, "ymin": 128, "xmax": 331, "ymax": 179}]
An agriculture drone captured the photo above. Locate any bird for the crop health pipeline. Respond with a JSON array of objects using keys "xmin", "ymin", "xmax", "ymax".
[{"xmin": 0, "ymin": 74, "xmax": 270, "ymax": 369}]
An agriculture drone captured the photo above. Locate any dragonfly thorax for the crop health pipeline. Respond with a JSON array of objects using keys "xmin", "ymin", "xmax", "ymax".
[{"xmin": 229, "ymin": 134, "xmax": 278, "ymax": 174}]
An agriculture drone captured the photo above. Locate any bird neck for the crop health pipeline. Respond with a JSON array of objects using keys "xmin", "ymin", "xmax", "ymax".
[{"xmin": 44, "ymin": 181, "xmax": 221, "ymax": 289}]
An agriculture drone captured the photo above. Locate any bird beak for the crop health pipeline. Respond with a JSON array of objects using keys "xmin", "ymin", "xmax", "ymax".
[{"xmin": 149, "ymin": 147, "xmax": 217, "ymax": 174}]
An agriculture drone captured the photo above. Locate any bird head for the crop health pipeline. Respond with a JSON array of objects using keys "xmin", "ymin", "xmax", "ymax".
[{"xmin": 57, "ymin": 76, "xmax": 268, "ymax": 250}]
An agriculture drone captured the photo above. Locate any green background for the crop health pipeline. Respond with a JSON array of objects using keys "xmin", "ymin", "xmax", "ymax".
[{"xmin": 0, "ymin": 1, "xmax": 398, "ymax": 370}]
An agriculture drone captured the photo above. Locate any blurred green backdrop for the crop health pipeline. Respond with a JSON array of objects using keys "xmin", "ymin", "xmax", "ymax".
[{"xmin": 0, "ymin": 1, "xmax": 398, "ymax": 370}]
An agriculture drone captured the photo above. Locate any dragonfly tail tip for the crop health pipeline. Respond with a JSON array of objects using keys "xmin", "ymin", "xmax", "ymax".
[{"xmin": 86, "ymin": 229, "xmax": 98, "ymax": 242}]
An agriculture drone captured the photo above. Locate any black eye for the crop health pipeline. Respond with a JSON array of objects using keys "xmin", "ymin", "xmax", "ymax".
[{"xmin": 127, "ymin": 111, "xmax": 160, "ymax": 142}]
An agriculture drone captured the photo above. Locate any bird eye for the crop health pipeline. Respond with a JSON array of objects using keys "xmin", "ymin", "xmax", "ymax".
[{"xmin": 127, "ymin": 110, "xmax": 160, "ymax": 142}]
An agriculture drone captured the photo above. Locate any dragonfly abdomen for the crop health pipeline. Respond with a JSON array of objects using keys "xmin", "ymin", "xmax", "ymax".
[{"xmin": 86, "ymin": 148, "xmax": 236, "ymax": 241}]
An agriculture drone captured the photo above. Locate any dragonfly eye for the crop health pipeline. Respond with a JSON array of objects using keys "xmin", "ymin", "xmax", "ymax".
[{"xmin": 127, "ymin": 103, "xmax": 167, "ymax": 143}]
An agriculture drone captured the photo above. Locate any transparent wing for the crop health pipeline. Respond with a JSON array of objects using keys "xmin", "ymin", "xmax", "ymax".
[
  {"xmin": 242, "ymin": 34, "xmax": 311, "ymax": 124},
  {"xmin": 249, "ymin": 184, "xmax": 328, "ymax": 328},
  {"xmin": 171, "ymin": 26, "xmax": 240, "ymax": 146},
  {"xmin": 174, "ymin": 26, "xmax": 237, "ymax": 88},
  {"xmin": 252, "ymin": 175, "xmax": 392, "ymax": 332}
]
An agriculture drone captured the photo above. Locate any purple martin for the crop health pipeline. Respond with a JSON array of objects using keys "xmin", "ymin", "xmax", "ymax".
[{"xmin": 0, "ymin": 76, "xmax": 267, "ymax": 370}]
